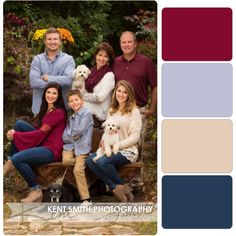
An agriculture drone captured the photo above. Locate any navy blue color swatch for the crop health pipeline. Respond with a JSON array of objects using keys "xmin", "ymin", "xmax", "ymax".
[{"xmin": 162, "ymin": 176, "xmax": 232, "ymax": 228}]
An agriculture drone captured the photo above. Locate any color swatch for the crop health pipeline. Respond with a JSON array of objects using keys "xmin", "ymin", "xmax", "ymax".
[
  {"xmin": 162, "ymin": 63, "xmax": 233, "ymax": 117},
  {"xmin": 162, "ymin": 8, "xmax": 232, "ymax": 61},
  {"xmin": 162, "ymin": 119, "xmax": 233, "ymax": 173},
  {"xmin": 160, "ymin": 5, "xmax": 233, "ymax": 232},
  {"xmin": 162, "ymin": 176, "xmax": 232, "ymax": 228}
]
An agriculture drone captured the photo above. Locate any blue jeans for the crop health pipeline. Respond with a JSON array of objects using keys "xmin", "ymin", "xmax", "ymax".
[
  {"xmin": 9, "ymin": 120, "xmax": 54, "ymax": 188},
  {"xmin": 86, "ymin": 152, "xmax": 130, "ymax": 190},
  {"xmin": 9, "ymin": 120, "xmax": 36, "ymax": 156}
]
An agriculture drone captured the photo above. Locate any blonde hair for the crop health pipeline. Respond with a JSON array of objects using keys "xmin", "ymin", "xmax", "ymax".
[{"xmin": 109, "ymin": 80, "xmax": 136, "ymax": 115}]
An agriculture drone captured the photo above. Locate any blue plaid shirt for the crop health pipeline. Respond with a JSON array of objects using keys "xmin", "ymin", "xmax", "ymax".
[{"xmin": 62, "ymin": 107, "xmax": 94, "ymax": 156}]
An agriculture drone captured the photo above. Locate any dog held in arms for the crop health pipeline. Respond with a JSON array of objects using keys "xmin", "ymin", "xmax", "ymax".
[
  {"xmin": 93, "ymin": 118, "xmax": 120, "ymax": 162},
  {"xmin": 71, "ymin": 64, "xmax": 90, "ymax": 93}
]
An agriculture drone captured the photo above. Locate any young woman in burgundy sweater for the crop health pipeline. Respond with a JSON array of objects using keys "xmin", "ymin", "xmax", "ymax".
[{"xmin": 4, "ymin": 82, "xmax": 67, "ymax": 203}]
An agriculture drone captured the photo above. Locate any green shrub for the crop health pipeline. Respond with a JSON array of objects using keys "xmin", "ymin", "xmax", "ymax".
[{"xmin": 3, "ymin": 29, "xmax": 33, "ymax": 116}]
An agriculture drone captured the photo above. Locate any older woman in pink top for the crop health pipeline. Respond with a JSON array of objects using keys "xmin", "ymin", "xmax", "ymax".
[{"xmin": 3, "ymin": 82, "xmax": 67, "ymax": 203}]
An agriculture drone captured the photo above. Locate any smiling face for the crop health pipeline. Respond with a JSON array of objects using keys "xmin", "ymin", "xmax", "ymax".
[
  {"xmin": 95, "ymin": 49, "xmax": 109, "ymax": 69},
  {"xmin": 120, "ymin": 32, "xmax": 137, "ymax": 57},
  {"xmin": 45, "ymin": 87, "xmax": 59, "ymax": 107},
  {"xmin": 116, "ymin": 85, "xmax": 128, "ymax": 106},
  {"xmin": 68, "ymin": 94, "xmax": 83, "ymax": 112},
  {"xmin": 44, "ymin": 32, "xmax": 62, "ymax": 52}
]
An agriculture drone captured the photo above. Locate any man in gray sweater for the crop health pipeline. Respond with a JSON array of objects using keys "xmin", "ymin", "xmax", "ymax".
[{"xmin": 29, "ymin": 27, "xmax": 75, "ymax": 115}]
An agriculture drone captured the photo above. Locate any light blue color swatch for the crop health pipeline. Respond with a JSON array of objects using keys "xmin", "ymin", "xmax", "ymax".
[{"xmin": 162, "ymin": 63, "xmax": 232, "ymax": 117}]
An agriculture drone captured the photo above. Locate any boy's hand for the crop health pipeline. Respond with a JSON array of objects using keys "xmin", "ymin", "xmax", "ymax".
[{"xmin": 73, "ymin": 134, "xmax": 80, "ymax": 141}]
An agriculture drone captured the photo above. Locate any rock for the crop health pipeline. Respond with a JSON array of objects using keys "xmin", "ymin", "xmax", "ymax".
[
  {"xmin": 109, "ymin": 225, "xmax": 139, "ymax": 235},
  {"xmin": 3, "ymin": 222, "xmax": 22, "ymax": 230},
  {"xmin": 34, "ymin": 231, "xmax": 62, "ymax": 235},
  {"xmin": 77, "ymin": 227, "xmax": 110, "ymax": 235},
  {"xmin": 62, "ymin": 222, "xmax": 110, "ymax": 228},
  {"xmin": 63, "ymin": 227, "xmax": 83, "ymax": 234},
  {"xmin": 29, "ymin": 221, "xmax": 45, "ymax": 232},
  {"xmin": 4, "ymin": 229, "xmax": 28, "ymax": 235},
  {"xmin": 45, "ymin": 223, "xmax": 62, "ymax": 231}
]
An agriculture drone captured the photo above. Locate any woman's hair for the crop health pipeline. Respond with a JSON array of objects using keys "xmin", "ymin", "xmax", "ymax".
[
  {"xmin": 66, "ymin": 89, "xmax": 83, "ymax": 101},
  {"xmin": 109, "ymin": 80, "xmax": 136, "ymax": 115},
  {"xmin": 94, "ymin": 42, "xmax": 115, "ymax": 65},
  {"xmin": 44, "ymin": 27, "xmax": 62, "ymax": 41},
  {"xmin": 35, "ymin": 82, "xmax": 66, "ymax": 126}
]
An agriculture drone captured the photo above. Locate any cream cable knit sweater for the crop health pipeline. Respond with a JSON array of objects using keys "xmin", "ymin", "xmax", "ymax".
[{"xmin": 107, "ymin": 107, "xmax": 142, "ymax": 162}]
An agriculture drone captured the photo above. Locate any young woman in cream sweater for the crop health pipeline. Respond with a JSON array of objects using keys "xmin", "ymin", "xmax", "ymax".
[{"xmin": 86, "ymin": 80, "xmax": 142, "ymax": 202}]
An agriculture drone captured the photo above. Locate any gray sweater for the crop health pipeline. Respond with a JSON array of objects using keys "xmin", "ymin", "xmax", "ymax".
[{"xmin": 29, "ymin": 51, "xmax": 75, "ymax": 114}]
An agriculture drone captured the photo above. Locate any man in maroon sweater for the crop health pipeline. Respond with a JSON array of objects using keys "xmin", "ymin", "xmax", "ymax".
[{"xmin": 112, "ymin": 31, "xmax": 157, "ymax": 140}]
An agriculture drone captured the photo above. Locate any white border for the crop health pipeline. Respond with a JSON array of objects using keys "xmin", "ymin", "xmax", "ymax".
[
  {"xmin": 1, "ymin": 0, "xmax": 235, "ymax": 235},
  {"xmin": 158, "ymin": 0, "xmax": 235, "ymax": 235},
  {"xmin": 0, "ymin": 1, "xmax": 4, "ymax": 234}
]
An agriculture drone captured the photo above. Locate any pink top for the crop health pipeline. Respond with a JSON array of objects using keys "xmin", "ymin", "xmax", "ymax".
[{"xmin": 13, "ymin": 108, "xmax": 66, "ymax": 161}]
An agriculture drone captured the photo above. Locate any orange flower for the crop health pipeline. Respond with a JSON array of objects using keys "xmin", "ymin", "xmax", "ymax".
[{"xmin": 57, "ymin": 28, "xmax": 75, "ymax": 44}]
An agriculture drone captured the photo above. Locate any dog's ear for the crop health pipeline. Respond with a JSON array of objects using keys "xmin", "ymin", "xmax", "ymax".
[
  {"xmin": 86, "ymin": 68, "xmax": 91, "ymax": 77},
  {"xmin": 102, "ymin": 121, "xmax": 107, "ymax": 128}
]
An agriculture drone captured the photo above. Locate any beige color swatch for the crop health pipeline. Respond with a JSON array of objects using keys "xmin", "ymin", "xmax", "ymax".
[{"xmin": 162, "ymin": 119, "xmax": 232, "ymax": 173}]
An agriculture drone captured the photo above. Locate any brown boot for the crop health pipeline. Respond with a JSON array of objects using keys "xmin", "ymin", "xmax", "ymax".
[
  {"xmin": 113, "ymin": 185, "xmax": 127, "ymax": 202},
  {"xmin": 123, "ymin": 183, "xmax": 134, "ymax": 202},
  {"xmin": 21, "ymin": 188, "xmax": 43, "ymax": 203},
  {"xmin": 3, "ymin": 160, "xmax": 15, "ymax": 177}
]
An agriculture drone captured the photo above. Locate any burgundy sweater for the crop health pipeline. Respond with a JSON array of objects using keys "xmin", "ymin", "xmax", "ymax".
[
  {"xmin": 13, "ymin": 108, "xmax": 66, "ymax": 161},
  {"xmin": 112, "ymin": 53, "xmax": 157, "ymax": 107}
]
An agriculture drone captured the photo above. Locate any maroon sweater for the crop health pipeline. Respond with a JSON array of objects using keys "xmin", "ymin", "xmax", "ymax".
[
  {"xmin": 13, "ymin": 108, "xmax": 66, "ymax": 161},
  {"xmin": 113, "ymin": 53, "xmax": 157, "ymax": 107}
]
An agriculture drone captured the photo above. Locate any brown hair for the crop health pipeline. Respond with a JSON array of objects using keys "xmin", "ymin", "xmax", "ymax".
[
  {"xmin": 94, "ymin": 42, "xmax": 115, "ymax": 65},
  {"xmin": 66, "ymin": 89, "xmax": 83, "ymax": 101},
  {"xmin": 109, "ymin": 80, "xmax": 136, "ymax": 115},
  {"xmin": 34, "ymin": 82, "xmax": 66, "ymax": 126},
  {"xmin": 44, "ymin": 27, "xmax": 62, "ymax": 41}
]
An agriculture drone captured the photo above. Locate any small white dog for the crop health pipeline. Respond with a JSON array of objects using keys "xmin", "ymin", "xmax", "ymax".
[
  {"xmin": 93, "ymin": 118, "xmax": 120, "ymax": 163},
  {"xmin": 71, "ymin": 64, "xmax": 90, "ymax": 93}
]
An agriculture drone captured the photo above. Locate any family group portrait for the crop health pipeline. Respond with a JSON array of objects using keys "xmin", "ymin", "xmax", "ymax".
[{"xmin": 3, "ymin": 0, "xmax": 157, "ymax": 234}]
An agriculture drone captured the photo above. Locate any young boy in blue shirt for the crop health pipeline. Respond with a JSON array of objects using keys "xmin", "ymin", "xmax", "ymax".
[{"xmin": 62, "ymin": 90, "xmax": 93, "ymax": 203}]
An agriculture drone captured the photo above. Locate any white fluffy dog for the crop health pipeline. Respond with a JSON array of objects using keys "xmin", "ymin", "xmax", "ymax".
[
  {"xmin": 93, "ymin": 118, "xmax": 120, "ymax": 163},
  {"xmin": 71, "ymin": 64, "xmax": 90, "ymax": 93}
]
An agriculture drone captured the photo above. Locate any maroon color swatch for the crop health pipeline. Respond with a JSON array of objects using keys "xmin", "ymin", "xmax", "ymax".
[{"xmin": 162, "ymin": 8, "xmax": 232, "ymax": 61}]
